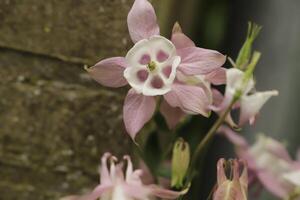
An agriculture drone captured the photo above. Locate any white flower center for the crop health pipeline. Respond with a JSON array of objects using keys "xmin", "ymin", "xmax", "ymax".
[{"xmin": 124, "ymin": 35, "xmax": 181, "ymax": 96}]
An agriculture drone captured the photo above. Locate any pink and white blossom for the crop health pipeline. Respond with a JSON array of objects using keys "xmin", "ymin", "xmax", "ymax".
[
  {"xmin": 87, "ymin": 0, "xmax": 226, "ymax": 139},
  {"xmin": 61, "ymin": 153, "xmax": 185, "ymax": 200},
  {"xmin": 212, "ymin": 68, "xmax": 278, "ymax": 127},
  {"xmin": 218, "ymin": 126, "xmax": 300, "ymax": 198}
]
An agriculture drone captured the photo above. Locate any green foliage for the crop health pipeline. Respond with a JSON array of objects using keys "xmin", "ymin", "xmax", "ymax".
[{"xmin": 235, "ymin": 22, "xmax": 262, "ymax": 70}]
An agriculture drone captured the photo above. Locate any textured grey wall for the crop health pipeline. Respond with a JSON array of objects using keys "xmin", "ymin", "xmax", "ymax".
[{"xmin": 0, "ymin": 0, "xmax": 134, "ymax": 199}]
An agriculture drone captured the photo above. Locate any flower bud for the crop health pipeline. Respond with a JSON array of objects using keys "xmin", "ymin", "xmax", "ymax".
[
  {"xmin": 235, "ymin": 22, "xmax": 261, "ymax": 70},
  {"xmin": 171, "ymin": 138, "xmax": 190, "ymax": 188},
  {"xmin": 213, "ymin": 159, "xmax": 248, "ymax": 200}
]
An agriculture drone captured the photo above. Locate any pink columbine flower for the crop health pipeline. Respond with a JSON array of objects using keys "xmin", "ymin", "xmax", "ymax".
[
  {"xmin": 212, "ymin": 68, "xmax": 278, "ymax": 127},
  {"xmin": 219, "ymin": 126, "xmax": 300, "ymax": 198},
  {"xmin": 87, "ymin": 0, "xmax": 226, "ymax": 139},
  {"xmin": 61, "ymin": 153, "xmax": 186, "ymax": 200},
  {"xmin": 213, "ymin": 158, "xmax": 248, "ymax": 200}
]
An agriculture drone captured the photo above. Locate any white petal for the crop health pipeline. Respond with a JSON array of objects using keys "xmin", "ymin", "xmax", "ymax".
[
  {"xmin": 283, "ymin": 170, "xmax": 300, "ymax": 187},
  {"xmin": 124, "ymin": 36, "xmax": 180, "ymax": 96},
  {"xmin": 239, "ymin": 90, "xmax": 278, "ymax": 125},
  {"xmin": 225, "ymin": 68, "xmax": 255, "ymax": 99},
  {"xmin": 112, "ymin": 185, "xmax": 132, "ymax": 200}
]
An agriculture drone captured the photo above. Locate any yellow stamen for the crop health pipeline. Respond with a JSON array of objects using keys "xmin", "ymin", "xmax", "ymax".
[{"xmin": 147, "ymin": 61, "xmax": 157, "ymax": 72}]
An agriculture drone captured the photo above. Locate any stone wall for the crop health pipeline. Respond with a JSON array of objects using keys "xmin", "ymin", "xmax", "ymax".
[{"xmin": 0, "ymin": 0, "xmax": 134, "ymax": 199}]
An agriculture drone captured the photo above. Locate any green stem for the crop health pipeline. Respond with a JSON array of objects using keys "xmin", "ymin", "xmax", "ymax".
[{"xmin": 187, "ymin": 98, "xmax": 237, "ymax": 182}]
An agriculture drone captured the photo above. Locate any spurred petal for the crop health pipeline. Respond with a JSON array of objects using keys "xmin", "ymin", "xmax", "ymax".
[
  {"xmin": 177, "ymin": 47, "xmax": 226, "ymax": 75},
  {"xmin": 123, "ymin": 89, "xmax": 156, "ymax": 139},
  {"xmin": 87, "ymin": 57, "xmax": 128, "ymax": 88},
  {"xmin": 127, "ymin": 0, "xmax": 160, "ymax": 43},
  {"xmin": 205, "ymin": 67, "xmax": 227, "ymax": 85},
  {"xmin": 239, "ymin": 90, "xmax": 279, "ymax": 126},
  {"xmin": 164, "ymin": 84, "xmax": 210, "ymax": 116},
  {"xmin": 124, "ymin": 155, "xmax": 144, "ymax": 185},
  {"xmin": 100, "ymin": 153, "xmax": 112, "ymax": 185},
  {"xmin": 171, "ymin": 22, "xmax": 195, "ymax": 49},
  {"xmin": 216, "ymin": 158, "xmax": 227, "ymax": 185},
  {"xmin": 160, "ymin": 100, "xmax": 186, "ymax": 129}
]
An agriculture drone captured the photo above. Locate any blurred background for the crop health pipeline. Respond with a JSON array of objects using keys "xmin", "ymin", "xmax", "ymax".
[{"xmin": 0, "ymin": 0, "xmax": 299, "ymax": 199}]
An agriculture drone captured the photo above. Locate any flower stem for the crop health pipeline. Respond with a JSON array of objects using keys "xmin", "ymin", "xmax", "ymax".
[{"xmin": 186, "ymin": 98, "xmax": 237, "ymax": 183}]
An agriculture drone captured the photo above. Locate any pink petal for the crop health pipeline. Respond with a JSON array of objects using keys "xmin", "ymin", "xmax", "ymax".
[
  {"xmin": 216, "ymin": 158, "xmax": 227, "ymax": 185},
  {"xmin": 123, "ymin": 184, "xmax": 151, "ymax": 199},
  {"xmin": 213, "ymin": 181, "xmax": 244, "ymax": 200},
  {"xmin": 239, "ymin": 90, "xmax": 279, "ymax": 126},
  {"xmin": 160, "ymin": 100, "xmax": 186, "ymax": 129},
  {"xmin": 205, "ymin": 67, "xmax": 227, "ymax": 85},
  {"xmin": 177, "ymin": 47, "xmax": 226, "ymax": 75},
  {"xmin": 60, "ymin": 185, "xmax": 112, "ymax": 200},
  {"xmin": 164, "ymin": 84, "xmax": 210, "ymax": 117},
  {"xmin": 171, "ymin": 22, "xmax": 195, "ymax": 49},
  {"xmin": 256, "ymin": 171, "xmax": 289, "ymax": 198},
  {"xmin": 127, "ymin": 0, "xmax": 160, "ymax": 43},
  {"xmin": 149, "ymin": 185, "xmax": 187, "ymax": 199},
  {"xmin": 265, "ymin": 139, "xmax": 292, "ymax": 162},
  {"xmin": 87, "ymin": 57, "xmax": 128, "ymax": 88},
  {"xmin": 124, "ymin": 156, "xmax": 144, "ymax": 185},
  {"xmin": 123, "ymin": 89, "xmax": 156, "ymax": 139},
  {"xmin": 100, "ymin": 153, "xmax": 112, "ymax": 185}
]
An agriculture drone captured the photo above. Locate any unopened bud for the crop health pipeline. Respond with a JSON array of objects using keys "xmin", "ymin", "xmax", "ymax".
[
  {"xmin": 171, "ymin": 138, "xmax": 190, "ymax": 188},
  {"xmin": 213, "ymin": 159, "xmax": 248, "ymax": 200},
  {"xmin": 235, "ymin": 22, "xmax": 262, "ymax": 70}
]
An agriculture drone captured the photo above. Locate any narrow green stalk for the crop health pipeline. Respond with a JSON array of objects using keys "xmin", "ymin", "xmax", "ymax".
[{"xmin": 187, "ymin": 98, "xmax": 238, "ymax": 183}]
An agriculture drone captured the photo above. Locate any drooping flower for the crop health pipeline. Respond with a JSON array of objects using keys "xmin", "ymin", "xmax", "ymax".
[
  {"xmin": 212, "ymin": 68, "xmax": 278, "ymax": 127},
  {"xmin": 213, "ymin": 158, "xmax": 248, "ymax": 200},
  {"xmin": 61, "ymin": 153, "xmax": 186, "ymax": 200},
  {"xmin": 86, "ymin": 0, "xmax": 226, "ymax": 139},
  {"xmin": 218, "ymin": 126, "xmax": 300, "ymax": 198}
]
